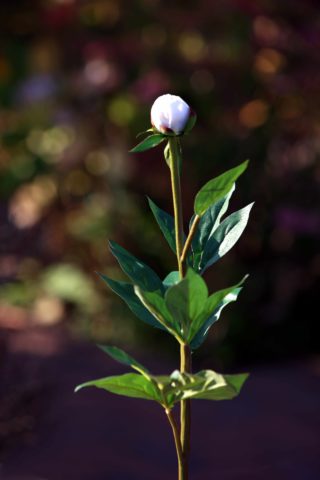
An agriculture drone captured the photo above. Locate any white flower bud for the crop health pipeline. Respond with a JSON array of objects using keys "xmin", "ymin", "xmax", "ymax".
[{"xmin": 150, "ymin": 94, "xmax": 192, "ymax": 135}]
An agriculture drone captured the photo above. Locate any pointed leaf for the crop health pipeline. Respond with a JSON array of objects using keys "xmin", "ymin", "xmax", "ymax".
[
  {"xmin": 191, "ymin": 281, "xmax": 246, "ymax": 349},
  {"xmin": 109, "ymin": 240, "xmax": 163, "ymax": 292},
  {"xmin": 163, "ymin": 271, "xmax": 180, "ymax": 289},
  {"xmin": 98, "ymin": 345, "xmax": 150, "ymax": 378},
  {"xmin": 165, "ymin": 269, "xmax": 208, "ymax": 340},
  {"xmin": 134, "ymin": 287, "xmax": 182, "ymax": 341},
  {"xmin": 194, "ymin": 160, "xmax": 249, "ymax": 216},
  {"xmin": 199, "ymin": 203, "xmax": 254, "ymax": 273},
  {"xmin": 99, "ymin": 274, "xmax": 165, "ymax": 330},
  {"xmin": 147, "ymin": 197, "xmax": 176, "ymax": 253},
  {"xmin": 188, "ymin": 276, "xmax": 248, "ymax": 344},
  {"xmin": 190, "ymin": 184, "xmax": 235, "ymax": 271},
  {"xmin": 75, "ymin": 373, "xmax": 161, "ymax": 402},
  {"xmin": 180, "ymin": 370, "xmax": 249, "ymax": 401},
  {"xmin": 130, "ymin": 134, "xmax": 165, "ymax": 153}
]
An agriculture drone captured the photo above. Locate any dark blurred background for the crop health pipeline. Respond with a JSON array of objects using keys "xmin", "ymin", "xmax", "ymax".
[{"xmin": 0, "ymin": 0, "xmax": 319, "ymax": 479}]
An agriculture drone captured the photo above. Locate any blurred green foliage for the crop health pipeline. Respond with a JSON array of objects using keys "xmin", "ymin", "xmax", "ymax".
[{"xmin": 0, "ymin": 0, "xmax": 319, "ymax": 366}]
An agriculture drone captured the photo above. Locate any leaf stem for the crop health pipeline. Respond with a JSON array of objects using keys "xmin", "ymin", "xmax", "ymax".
[
  {"xmin": 180, "ymin": 215, "xmax": 200, "ymax": 264},
  {"xmin": 165, "ymin": 409, "xmax": 185, "ymax": 480},
  {"xmin": 169, "ymin": 137, "xmax": 185, "ymax": 279},
  {"xmin": 168, "ymin": 137, "xmax": 192, "ymax": 479}
]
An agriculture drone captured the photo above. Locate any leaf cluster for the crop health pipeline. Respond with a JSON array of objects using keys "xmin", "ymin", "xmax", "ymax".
[{"xmin": 76, "ymin": 162, "xmax": 253, "ymax": 406}]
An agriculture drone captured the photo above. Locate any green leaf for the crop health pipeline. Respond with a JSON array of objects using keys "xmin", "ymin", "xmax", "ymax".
[
  {"xmin": 194, "ymin": 160, "xmax": 249, "ymax": 216},
  {"xmin": 98, "ymin": 273, "xmax": 165, "ymax": 331},
  {"xmin": 98, "ymin": 345, "xmax": 150, "ymax": 378},
  {"xmin": 165, "ymin": 269, "xmax": 208, "ymax": 340},
  {"xmin": 147, "ymin": 197, "xmax": 176, "ymax": 253},
  {"xmin": 130, "ymin": 134, "xmax": 165, "ymax": 153},
  {"xmin": 162, "ymin": 271, "xmax": 180, "ymax": 289},
  {"xmin": 180, "ymin": 370, "xmax": 249, "ymax": 401},
  {"xmin": 75, "ymin": 373, "xmax": 161, "ymax": 402},
  {"xmin": 75, "ymin": 369, "xmax": 249, "ymax": 406},
  {"xmin": 134, "ymin": 287, "xmax": 182, "ymax": 341},
  {"xmin": 190, "ymin": 184, "xmax": 235, "ymax": 271},
  {"xmin": 190, "ymin": 276, "xmax": 248, "ymax": 344},
  {"xmin": 191, "ymin": 278, "xmax": 247, "ymax": 349},
  {"xmin": 109, "ymin": 240, "xmax": 163, "ymax": 292},
  {"xmin": 136, "ymin": 128, "xmax": 154, "ymax": 138},
  {"xmin": 199, "ymin": 203, "xmax": 254, "ymax": 273}
]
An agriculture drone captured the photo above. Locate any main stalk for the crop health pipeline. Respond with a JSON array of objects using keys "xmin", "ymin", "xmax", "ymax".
[{"xmin": 168, "ymin": 137, "xmax": 192, "ymax": 479}]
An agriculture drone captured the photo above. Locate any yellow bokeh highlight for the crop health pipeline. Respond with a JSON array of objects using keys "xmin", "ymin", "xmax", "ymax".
[
  {"xmin": 239, "ymin": 100, "xmax": 269, "ymax": 128},
  {"xmin": 178, "ymin": 32, "xmax": 207, "ymax": 62},
  {"xmin": 108, "ymin": 96, "xmax": 136, "ymax": 126},
  {"xmin": 26, "ymin": 125, "xmax": 75, "ymax": 159},
  {"xmin": 254, "ymin": 48, "xmax": 285, "ymax": 75},
  {"xmin": 85, "ymin": 149, "xmax": 111, "ymax": 175},
  {"xmin": 63, "ymin": 170, "xmax": 93, "ymax": 196}
]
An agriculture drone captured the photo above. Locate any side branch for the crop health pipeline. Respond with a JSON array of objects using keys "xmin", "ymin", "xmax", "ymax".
[
  {"xmin": 180, "ymin": 215, "xmax": 200, "ymax": 264},
  {"xmin": 166, "ymin": 408, "xmax": 185, "ymax": 480}
]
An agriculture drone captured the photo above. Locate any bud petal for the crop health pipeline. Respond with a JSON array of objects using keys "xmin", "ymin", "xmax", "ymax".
[{"xmin": 150, "ymin": 94, "xmax": 192, "ymax": 135}]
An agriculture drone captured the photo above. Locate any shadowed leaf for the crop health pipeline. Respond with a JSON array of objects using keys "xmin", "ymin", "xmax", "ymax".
[
  {"xmin": 109, "ymin": 240, "xmax": 163, "ymax": 292},
  {"xmin": 130, "ymin": 134, "xmax": 165, "ymax": 153},
  {"xmin": 98, "ymin": 345, "xmax": 150, "ymax": 378},
  {"xmin": 199, "ymin": 203, "xmax": 254, "ymax": 273},
  {"xmin": 147, "ymin": 197, "xmax": 176, "ymax": 253},
  {"xmin": 98, "ymin": 273, "xmax": 165, "ymax": 330}
]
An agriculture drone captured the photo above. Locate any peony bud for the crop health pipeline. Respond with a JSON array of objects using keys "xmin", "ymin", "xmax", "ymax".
[{"xmin": 150, "ymin": 94, "xmax": 194, "ymax": 135}]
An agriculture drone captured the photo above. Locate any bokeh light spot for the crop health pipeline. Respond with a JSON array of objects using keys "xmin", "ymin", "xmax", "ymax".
[
  {"xmin": 80, "ymin": 1, "xmax": 120, "ymax": 27},
  {"xmin": 178, "ymin": 32, "xmax": 207, "ymax": 62},
  {"xmin": 108, "ymin": 96, "xmax": 136, "ymax": 126},
  {"xmin": 253, "ymin": 16, "xmax": 281, "ymax": 44},
  {"xmin": 26, "ymin": 125, "xmax": 75, "ymax": 159},
  {"xmin": 32, "ymin": 296, "xmax": 65, "ymax": 326},
  {"xmin": 63, "ymin": 169, "xmax": 92, "ymax": 196},
  {"xmin": 9, "ymin": 176, "xmax": 57, "ymax": 229},
  {"xmin": 254, "ymin": 48, "xmax": 286, "ymax": 75},
  {"xmin": 239, "ymin": 100, "xmax": 269, "ymax": 128},
  {"xmin": 85, "ymin": 149, "xmax": 111, "ymax": 175}
]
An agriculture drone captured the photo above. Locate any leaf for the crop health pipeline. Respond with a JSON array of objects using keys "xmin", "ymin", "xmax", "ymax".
[
  {"xmin": 136, "ymin": 128, "xmax": 154, "ymax": 138},
  {"xmin": 199, "ymin": 203, "xmax": 254, "ymax": 273},
  {"xmin": 147, "ymin": 197, "xmax": 176, "ymax": 253},
  {"xmin": 98, "ymin": 345, "xmax": 150, "ymax": 378},
  {"xmin": 189, "ymin": 276, "xmax": 248, "ymax": 344},
  {"xmin": 134, "ymin": 287, "xmax": 183, "ymax": 341},
  {"xmin": 75, "ymin": 369, "xmax": 249, "ymax": 407},
  {"xmin": 75, "ymin": 373, "xmax": 161, "ymax": 402},
  {"xmin": 190, "ymin": 184, "xmax": 235, "ymax": 271},
  {"xmin": 194, "ymin": 160, "xmax": 249, "ymax": 216},
  {"xmin": 162, "ymin": 271, "xmax": 180, "ymax": 289},
  {"xmin": 130, "ymin": 134, "xmax": 165, "ymax": 153},
  {"xmin": 98, "ymin": 273, "xmax": 165, "ymax": 331},
  {"xmin": 191, "ymin": 280, "xmax": 246, "ymax": 349},
  {"xmin": 109, "ymin": 240, "xmax": 163, "ymax": 292},
  {"xmin": 180, "ymin": 370, "xmax": 249, "ymax": 401},
  {"xmin": 165, "ymin": 269, "xmax": 208, "ymax": 340}
]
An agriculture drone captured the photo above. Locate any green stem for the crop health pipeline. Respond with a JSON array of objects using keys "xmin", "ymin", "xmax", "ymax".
[
  {"xmin": 165, "ymin": 409, "xmax": 185, "ymax": 480},
  {"xmin": 169, "ymin": 137, "xmax": 184, "ymax": 279},
  {"xmin": 180, "ymin": 342, "xmax": 191, "ymax": 476},
  {"xmin": 180, "ymin": 214, "xmax": 200, "ymax": 263},
  {"xmin": 168, "ymin": 137, "xmax": 192, "ymax": 480}
]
